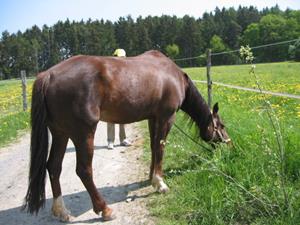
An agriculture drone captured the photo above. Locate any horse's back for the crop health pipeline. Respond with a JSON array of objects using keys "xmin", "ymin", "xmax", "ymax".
[
  {"xmin": 96, "ymin": 51, "xmax": 186, "ymax": 122},
  {"xmin": 42, "ymin": 51, "xmax": 187, "ymax": 129}
]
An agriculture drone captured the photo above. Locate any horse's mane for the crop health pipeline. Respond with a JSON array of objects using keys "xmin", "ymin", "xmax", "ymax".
[{"xmin": 180, "ymin": 75, "xmax": 211, "ymax": 141}]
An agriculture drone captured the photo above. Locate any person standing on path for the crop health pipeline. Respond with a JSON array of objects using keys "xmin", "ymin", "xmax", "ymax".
[{"xmin": 107, "ymin": 48, "xmax": 131, "ymax": 150}]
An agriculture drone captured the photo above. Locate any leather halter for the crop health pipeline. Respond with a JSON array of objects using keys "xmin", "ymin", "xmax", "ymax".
[{"xmin": 211, "ymin": 118, "xmax": 231, "ymax": 144}]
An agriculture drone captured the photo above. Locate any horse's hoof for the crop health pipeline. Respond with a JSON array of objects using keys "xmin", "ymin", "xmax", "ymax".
[
  {"xmin": 151, "ymin": 175, "xmax": 169, "ymax": 193},
  {"xmin": 53, "ymin": 212, "xmax": 74, "ymax": 222},
  {"xmin": 158, "ymin": 186, "xmax": 169, "ymax": 194},
  {"xmin": 102, "ymin": 214, "xmax": 116, "ymax": 221},
  {"xmin": 102, "ymin": 207, "xmax": 116, "ymax": 221},
  {"xmin": 52, "ymin": 196, "xmax": 73, "ymax": 222},
  {"xmin": 52, "ymin": 208, "xmax": 73, "ymax": 222},
  {"xmin": 62, "ymin": 214, "xmax": 74, "ymax": 222}
]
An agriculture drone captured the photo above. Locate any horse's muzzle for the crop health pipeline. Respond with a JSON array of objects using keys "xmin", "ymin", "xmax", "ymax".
[{"xmin": 223, "ymin": 138, "xmax": 232, "ymax": 147}]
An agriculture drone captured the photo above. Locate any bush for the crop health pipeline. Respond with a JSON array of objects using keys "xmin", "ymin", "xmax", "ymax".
[
  {"xmin": 288, "ymin": 39, "xmax": 300, "ymax": 61},
  {"xmin": 165, "ymin": 44, "xmax": 180, "ymax": 59}
]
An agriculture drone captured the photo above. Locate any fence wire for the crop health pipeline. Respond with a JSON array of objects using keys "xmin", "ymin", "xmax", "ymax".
[{"xmin": 173, "ymin": 38, "xmax": 300, "ymax": 61}]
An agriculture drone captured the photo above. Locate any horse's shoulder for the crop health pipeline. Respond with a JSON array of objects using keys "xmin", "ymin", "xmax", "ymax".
[
  {"xmin": 60, "ymin": 55, "xmax": 85, "ymax": 62},
  {"xmin": 71, "ymin": 54, "xmax": 86, "ymax": 59},
  {"xmin": 141, "ymin": 50, "xmax": 166, "ymax": 58}
]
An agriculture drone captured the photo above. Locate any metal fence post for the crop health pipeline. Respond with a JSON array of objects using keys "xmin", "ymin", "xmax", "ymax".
[
  {"xmin": 206, "ymin": 49, "xmax": 212, "ymax": 108},
  {"xmin": 20, "ymin": 70, "xmax": 27, "ymax": 111}
]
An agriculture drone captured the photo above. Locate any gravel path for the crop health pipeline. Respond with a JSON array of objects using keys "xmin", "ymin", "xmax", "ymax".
[{"xmin": 0, "ymin": 122, "xmax": 155, "ymax": 225}]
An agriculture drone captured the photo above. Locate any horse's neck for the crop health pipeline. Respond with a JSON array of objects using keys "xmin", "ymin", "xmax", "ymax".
[{"xmin": 181, "ymin": 78, "xmax": 211, "ymax": 129}]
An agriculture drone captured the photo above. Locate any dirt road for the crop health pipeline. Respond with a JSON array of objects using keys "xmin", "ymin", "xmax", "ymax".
[{"xmin": 0, "ymin": 122, "xmax": 155, "ymax": 225}]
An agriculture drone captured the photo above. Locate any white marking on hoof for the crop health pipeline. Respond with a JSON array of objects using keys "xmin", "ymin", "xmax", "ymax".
[
  {"xmin": 160, "ymin": 139, "xmax": 166, "ymax": 146},
  {"xmin": 102, "ymin": 207, "xmax": 116, "ymax": 221},
  {"xmin": 52, "ymin": 195, "xmax": 73, "ymax": 222},
  {"xmin": 151, "ymin": 174, "xmax": 169, "ymax": 193}
]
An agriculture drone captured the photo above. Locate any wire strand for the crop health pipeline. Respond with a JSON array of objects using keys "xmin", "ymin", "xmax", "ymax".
[
  {"xmin": 172, "ymin": 38, "xmax": 300, "ymax": 61},
  {"xmin": 173, "ymin": 55, "xmax": 202, "ymax": 62},
  {"xmin": 211, "ymin": 39, "xmax": 299, "ymax": 56}
]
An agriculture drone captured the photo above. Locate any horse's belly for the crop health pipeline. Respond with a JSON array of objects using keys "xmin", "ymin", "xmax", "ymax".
[{"xmin": 99, "ymin": 106, "xmax": 151, "ymax": 124}]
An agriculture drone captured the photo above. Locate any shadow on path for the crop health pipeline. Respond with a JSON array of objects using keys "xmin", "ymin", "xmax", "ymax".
[
  {"xmin": 0, "ymin": 180, "xmax": 152, "ymax": 224},
  {"xmin": 66, "ymin": 145, "xmax": 128, "ymax": 153}
]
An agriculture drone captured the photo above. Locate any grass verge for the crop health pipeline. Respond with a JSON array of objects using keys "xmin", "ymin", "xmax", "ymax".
[
  {"xmin": 0, "ymin": 78, "xmax": 33, "ymax": 147},
  {"xmin": 0, "ymin": 111, "xmax": 30, "ymax": 147},
  {"xmin": 141, "ymin": 64, "xmax": 300, "ymax": 224}
]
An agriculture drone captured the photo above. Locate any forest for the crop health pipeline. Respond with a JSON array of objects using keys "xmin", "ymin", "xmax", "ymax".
[{"xmin": 0, "ymin": 5, "xmax": 300, "ymax": 79}]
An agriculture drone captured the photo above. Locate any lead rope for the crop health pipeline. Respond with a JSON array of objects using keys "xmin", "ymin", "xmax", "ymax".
[{"xmin": 173, "ymin": 123, "xmax": 213, "ymax": 153}]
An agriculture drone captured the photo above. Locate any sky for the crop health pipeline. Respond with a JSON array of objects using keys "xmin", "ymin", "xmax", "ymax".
[{"xmin": 1, "ymin": 0, "xmax": 300, "ymax": 34}]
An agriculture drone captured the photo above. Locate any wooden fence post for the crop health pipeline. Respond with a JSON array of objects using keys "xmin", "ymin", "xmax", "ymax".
[
  {"xmin": 20, "ymin": 70, "xmax": 27, "ymax": 111},
  {"xmin": 206, "ymin": 49, "xmax": 212, "ymax": 108}
]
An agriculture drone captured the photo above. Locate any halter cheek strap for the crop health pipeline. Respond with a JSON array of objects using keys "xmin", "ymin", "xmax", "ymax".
[
  {"xmin": 211, "ymin": 119, "xmax": 231, "ymax": 144},
  {"xmin": 216, "ymin": 129, "xmax": 231, "ymax": 143}
]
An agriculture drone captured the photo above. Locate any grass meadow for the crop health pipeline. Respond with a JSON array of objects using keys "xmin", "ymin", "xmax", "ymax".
[
  {"xmin": 0, "ymin": 62, "xmax": 299, "ymax": 224},
  {"xmin": 185, "ymin": 62, "xmax": 300, "ymax": 95},
  {"xmin": 143, "ymin": 62, "xmax": 300, "ymax": 224},
  {"xmin": 0, "ymin": 78, "xmax": 33, "ymax": 147}
]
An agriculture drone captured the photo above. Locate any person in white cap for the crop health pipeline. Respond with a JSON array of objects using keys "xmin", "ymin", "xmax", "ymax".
[{"xmin": 107, "ymin": 49, "xmax": 131, "ymax": 150}]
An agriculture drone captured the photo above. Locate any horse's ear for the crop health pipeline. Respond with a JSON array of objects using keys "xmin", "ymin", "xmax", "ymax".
[
  {"xmin": 213, "ymin": 102, "xmax": 219, "ymax": 114},
  {"xmin": 183, "ymin": 72, "xmax": 189, "ymax": 80}
]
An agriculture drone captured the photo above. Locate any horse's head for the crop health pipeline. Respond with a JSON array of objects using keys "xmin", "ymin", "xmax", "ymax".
[{"xmin": 201, "ymin": 103, "xmax": 231, "ymax": 146}]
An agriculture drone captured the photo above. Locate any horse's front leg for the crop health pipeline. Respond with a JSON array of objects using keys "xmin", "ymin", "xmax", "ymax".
[
  {"xmin": 73, "ymin": 131, "xmax": 114, "ymax": 221},
  {"xmin": 148, "ymin": 114, "xmax": 175, "ymax": 193}
]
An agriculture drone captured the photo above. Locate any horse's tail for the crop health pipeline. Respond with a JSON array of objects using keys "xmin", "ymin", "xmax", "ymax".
[{"xmin": 22, "ymin": 73, "xmax": 50, "ymax": 214}]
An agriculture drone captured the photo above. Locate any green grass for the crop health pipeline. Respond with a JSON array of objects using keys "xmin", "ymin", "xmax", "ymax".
[
  {"xmin": 142, "ymin": 63, "xmax": 300, "ymax": 225},
  {"xmin": 0, "ymin": 111, "xmax": 30, "ymax": 145},
  {"xmin": 185, "ymin": 62, "xmax": 300, "ymax": 95},
  {"xmin": 0, "ymin": 78, "xmax": 33, "ymax": 147}
]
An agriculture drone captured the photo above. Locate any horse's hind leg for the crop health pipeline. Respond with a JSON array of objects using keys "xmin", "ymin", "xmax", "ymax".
[
  {"xmin": 46, "ymin": 132, "xmax": 71, "ymax": 222},
  {"xmin": 73, "ymin": 130, "xmax": 114, "ymax": 221}
]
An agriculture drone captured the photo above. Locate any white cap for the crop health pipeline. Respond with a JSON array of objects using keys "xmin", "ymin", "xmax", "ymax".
[{"xmin": 113, "ymin": 49, "xmax": 126, "ymax": 57}]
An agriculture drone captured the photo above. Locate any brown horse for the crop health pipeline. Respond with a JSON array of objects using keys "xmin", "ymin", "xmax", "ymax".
[{"xmin": 22, "ymin": 50, "xmax": 230, "ymax": 221}]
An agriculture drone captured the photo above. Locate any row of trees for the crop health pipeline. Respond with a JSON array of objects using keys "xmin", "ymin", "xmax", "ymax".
[{"xmin": 0, "ymin": 5, "xmax": 300, "ymax": 79}]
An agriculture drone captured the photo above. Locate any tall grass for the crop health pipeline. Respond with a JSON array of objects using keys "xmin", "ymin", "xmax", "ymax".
[
  {"xmin": 185, "ymin": 62, "xmax": 300, "ymax": 95},
  {"xmin": 0, "ymin": 111, "xmax": 30, "ymax": 146},
  {"xmin": 142, "ymin": 63, "xmax": 300, "ymax": 224},
  {"xmin": 0, "ymin": 78, "xmax": 33, "ymax": 147}
]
